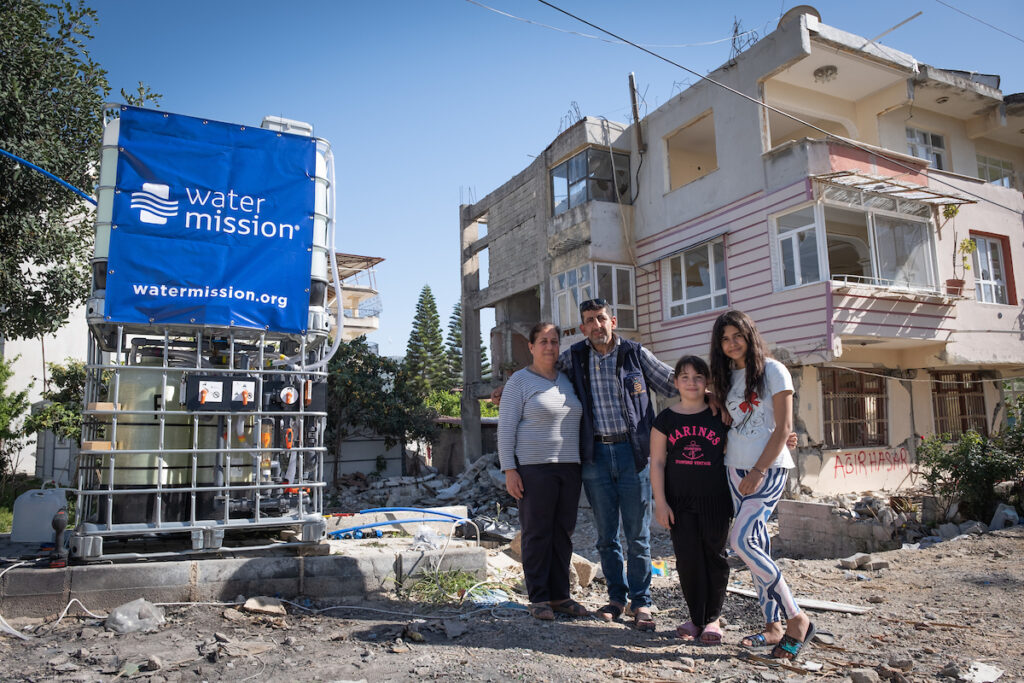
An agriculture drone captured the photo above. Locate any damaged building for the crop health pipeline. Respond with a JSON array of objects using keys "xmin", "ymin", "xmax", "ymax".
[{"xmin": 459, "ymin": 8, "xmax": 1024, "ymax": 494}]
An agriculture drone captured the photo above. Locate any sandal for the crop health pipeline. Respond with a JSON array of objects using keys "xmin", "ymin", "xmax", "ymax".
[
  {"xmin": 595, "ymin": 602, "xmax": 624, "ymax": 622},
  {"xmin": 699, "ymin": 622, "xmax": 723, "ymax": 645},
  {"xmin": 739, "ymin": 632, "xmax": 775, "ymax": 649},
  {"xmin": 528, "ymin": 602, "xmax": 554, "ymax": 621},
  {"xmin": 550, "ymin": 599, "xmax": 588, "ymax": 617},
  {"xmin": 771, "ymin": 622, "xmax": 816, "ymax": 661},
  {"xmin": 676, "ymin": 621, "xmax": 701, "ymax": 641},
  {"xmin": 631, "ymin": 606, "xmax": 656, "ymax": 632}
]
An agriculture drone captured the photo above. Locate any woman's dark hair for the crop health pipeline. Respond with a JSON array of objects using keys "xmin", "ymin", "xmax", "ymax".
[
  {"xmin": 709, "ymin": 309, "xmax": 768, "ymax": 408},
  {"xmin": 528, "ymin": 322, "xmax": 560, "ymax": 344},
  {"xmin": 673, "ymin": 354, "xmax": 710, "ymax": 380}
]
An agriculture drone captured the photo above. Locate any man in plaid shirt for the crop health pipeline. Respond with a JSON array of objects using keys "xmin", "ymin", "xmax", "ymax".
[{"xmin": 557, "ymin": 298, "xmax": 676, "ymax": 631}]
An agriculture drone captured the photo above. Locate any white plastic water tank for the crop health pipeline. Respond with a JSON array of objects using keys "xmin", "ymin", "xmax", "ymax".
[{"xmin": 10, "ymin": 488, "xmax": 70, "ymax": 544}]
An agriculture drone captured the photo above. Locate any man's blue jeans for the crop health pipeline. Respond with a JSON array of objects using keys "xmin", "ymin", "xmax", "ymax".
[{"xmin": 581, "ymin": 441, "xmax": 652, "ymax": 610}]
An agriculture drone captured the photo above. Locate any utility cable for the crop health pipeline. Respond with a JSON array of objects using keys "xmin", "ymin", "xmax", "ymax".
[
  {"xmin": 533, "ymin": 0, "xmax": 1024, "ymax": 218},
  {"xmin": 932, "ymin": 0, "xmax": 1024, "ymax": 45}
]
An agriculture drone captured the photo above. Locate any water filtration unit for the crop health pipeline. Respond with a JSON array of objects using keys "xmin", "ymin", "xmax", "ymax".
[{"xmin": 71, "ymin": 106, "xmax": 340, "ymax": 560}]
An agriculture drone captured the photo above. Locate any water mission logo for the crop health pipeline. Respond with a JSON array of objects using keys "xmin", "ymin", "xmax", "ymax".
[{"xmin": 131, "ymin": 183, "xmax": 179, "ymax": 225}]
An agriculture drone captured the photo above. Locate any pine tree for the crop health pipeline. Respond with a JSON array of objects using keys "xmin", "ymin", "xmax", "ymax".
[
  {"xmin": 443, "ymin": 302, "xmax": 464, "ymax": 390},
  {"xmin": 404, "ymin": 285, "xmax": 446, "ymax": 394},
  {"xmin": 443, "ymin": 301, "xmax": 492, "ymax": 388}
]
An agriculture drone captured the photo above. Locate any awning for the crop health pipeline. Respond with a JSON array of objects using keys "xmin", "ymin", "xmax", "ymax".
[{"xmin": 813, "ymin": 170, "xmax": 977, "ymax": 206}]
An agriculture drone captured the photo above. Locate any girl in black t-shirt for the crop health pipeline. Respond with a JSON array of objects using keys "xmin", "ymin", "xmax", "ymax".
[{"xmin": 650, "ymin": 355, "xmax": 731, "ymax": 645}]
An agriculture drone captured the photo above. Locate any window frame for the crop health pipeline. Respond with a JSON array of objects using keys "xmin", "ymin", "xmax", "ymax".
[
  {"xmin": 550, "ymin": 147, "xmax": 631, "ymax": 217},
  {"xmin": 976, "ymin": 154, "xmax": 1014, "ymax": 188},
  {"xmin": 771, "ymin": 192, "xmax": 940, "ymax": 293},
  {"xmin": 931, "ymin": 371, "xmax": 988, "ymax": 438},
  {"xmin": 971, "ymin": 232, "xmax": 1013, "ymax": 305},
  {"xmin": 662, "ymin": 238, "xmax": 729, "ymax": 319},
  {"xmin": 551, "ymin": 262, "xmax": 636, "ymax": 331},
  {"xmin": 906, "ymin": 127, "xmax": 946, "ymax": 171},
  {"xmin": 820, "ymin": 367, "xmax": 889, "ymax": 449}
]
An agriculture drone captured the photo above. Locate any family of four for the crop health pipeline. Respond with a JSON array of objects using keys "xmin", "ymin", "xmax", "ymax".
[{"xmin": 496, "ymin": 299, "xmax": 815, "ymax": 661}]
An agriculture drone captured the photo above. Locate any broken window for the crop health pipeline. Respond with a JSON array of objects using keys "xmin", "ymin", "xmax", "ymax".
[
  {"xmin": 932, "ymin": 371, "xmax": 988, "ymax": 438},
  {"xmin": 774, "ymin": 205, "xmax": 820, "ymax": 287},
  {"xmin": 775, "ymin": 190, "xmax": 939, "ymax": 293},
  {"xmin": 550, "ymin": 148, "xmax": 630, "ymax": 216},
  {"xmin": 666, "ymin": 110, "xmax": 717, "ymax": 191},
  {"xmin": 977, "ymin": 155, "xmax": 1013, "ymax": 187},
  {"xmin": 665, "ymin": 239, "xmax": 728, "ymax": 318},
  {"xmin": 971, "ymin": 234, "xmax": 1009, "ymax": 304},
  {"xmin": 821, "ymin": 368, "xmax": 888, "ymax": 449},
  {"xmin": 906, "ymin": 127, "xmax": 945, "ymax": 170}
]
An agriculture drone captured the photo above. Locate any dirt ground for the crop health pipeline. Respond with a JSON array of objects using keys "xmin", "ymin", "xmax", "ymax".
[{"xmin": 1, "ymin": 517, "xmax": 1021, "ymax": 682}]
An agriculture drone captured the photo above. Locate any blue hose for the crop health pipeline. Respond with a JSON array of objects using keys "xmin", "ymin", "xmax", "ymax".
[
  {"xmin": 0, "ymin": 148, "xmax": 98, "ymax": 205},
  {"xmin": 358, "ymin": 507, "xmax": 463, "ymax": 521},
  {"xmin": 327, "ymin": 517, "xmax": 468, "ymax": 539}
]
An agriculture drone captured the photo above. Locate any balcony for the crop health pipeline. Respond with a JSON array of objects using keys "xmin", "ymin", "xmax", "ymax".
[{"xmin": 327, "ymin": 253, "xmax": 384, "ymax": 341}]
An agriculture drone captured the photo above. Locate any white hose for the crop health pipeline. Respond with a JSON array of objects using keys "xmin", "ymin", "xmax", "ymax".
[{"xmin": 0, "ymin": 562, "xmax": 31, "ymax": 640}]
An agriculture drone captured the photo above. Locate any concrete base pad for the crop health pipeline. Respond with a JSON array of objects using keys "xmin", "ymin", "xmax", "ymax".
[{"xmin": 0, "ymin": 537, "xmax": 486, "ymax": 618}]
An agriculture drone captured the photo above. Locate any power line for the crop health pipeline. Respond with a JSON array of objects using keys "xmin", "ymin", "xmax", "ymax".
[
  {"xmin": 466, "ymin": 0, "xmax": 778, "ymax": 49},
  {"xmin": 932, "ymin": 0, "xmax": 1024, "ymax": 45},
  {"xmin": 532, "ymin": 0, "xmax": 1023, "ymax": 218}
]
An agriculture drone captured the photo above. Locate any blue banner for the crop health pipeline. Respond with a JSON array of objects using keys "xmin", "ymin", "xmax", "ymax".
[{"xmin": 105, "ymin": 106, "xmax": 315, "ymax": 334}]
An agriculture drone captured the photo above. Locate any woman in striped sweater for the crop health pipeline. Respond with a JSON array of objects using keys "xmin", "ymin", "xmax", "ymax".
[{"xmin": 498, "ymin": 322, "xmax": 588, "ymax": 621}]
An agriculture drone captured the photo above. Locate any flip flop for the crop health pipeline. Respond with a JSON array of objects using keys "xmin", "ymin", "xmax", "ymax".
[
  {"xmin": 699, "ymin": 623, "xmax": 723, "ymax": 645},
  {"xmin": 771, "ymin": 622, "xmax": 816, "ymax": 661},
  {"xmin": 676, "ymin": 621, "xmax": 701, "ymax": 641},
  {"xmin": 550, "ymin": 599, "xmax": 588, "ymax": 617}
]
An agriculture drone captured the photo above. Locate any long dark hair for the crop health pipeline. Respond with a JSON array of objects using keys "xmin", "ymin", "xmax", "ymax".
[{"xmin": 710, "ymin": 310, "xmax": 768, "ymax": 408}]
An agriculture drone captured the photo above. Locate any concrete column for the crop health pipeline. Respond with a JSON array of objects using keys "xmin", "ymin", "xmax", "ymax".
[{"xmin": 460, "ymin": 205, "xmax": 483, "ymax": 466}]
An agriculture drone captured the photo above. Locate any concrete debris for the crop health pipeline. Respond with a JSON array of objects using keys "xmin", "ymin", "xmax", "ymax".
[
  {"xmin": 442, "ymin": 619, "xmax": 469, "ymax": 639},
  {"xmin": 839, "ymin": 552, "xmax": 872, "ymax": 569},
  {"xmin": 104, "ymin": 598, "xmax": 165, "ymax": 634},
  {"xmin": 963, "ymin": 661, "xmax": 1004, "ymax": 682},
  {"xmin": 570, "ymin": 554, "xmax": 599, "ymax": 588},
  {"xmin": 849, "ymin": 668, "xmax": 882, "ymax": 683},
  {"xmin": 959, "ymin": 521, "xmax": 988, "ymax": 535},
  {"xmin": 242, "ymin": 596, "xmax": 287, "ymax": 616},
  {"xmin": 990, "ymin": 503, "xmax": 1019, "ymax": 531},
  {"xmin": 938, "ymin": 522, "xmax": 961, "ymax": 539},
  {"xmin": 888, "ymin": 656, "xmax": 915, "ymax": 672}
]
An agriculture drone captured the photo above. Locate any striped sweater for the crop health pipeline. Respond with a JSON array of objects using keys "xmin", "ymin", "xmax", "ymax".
[{"xmin": 497, "ymin": 367, "xmax": 582, "ymax": 471}]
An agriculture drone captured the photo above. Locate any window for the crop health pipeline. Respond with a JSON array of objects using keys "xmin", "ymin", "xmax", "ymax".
[
  {"xmin": 906, "ymin": 127, "xmax": 945, "ymax": 170},
  {"xmin": 774, "ymin": 206, "xmax": 820, "ymax": 287},
  {"xmin": 821, "ymin": 368, "xmax": 888, "ymax": 448},
  {"xmin": 972, "ymin": 235, "xmax": 1009, "ymax": 304},
  {"xmin": 550, "ymin": 148, "xmax": 630, "ymax": 216},
  {"xmin": 977, "ymin": 155, "xmax": 1013, "ymax": 187},
  {"xmin": 932, "ymin": 371, "xmax": 987, "ymax": 437},
  {"xmin": 551, "ymin": 263, "xmax": 635, "ymax": 330},
  {"xmin": 667, "ymin": 110, "xmax": 717, "ymax": 190},
  {"xmin": 778, "ymin": 186, "xmax": 940, "ymax": 292},
  {"xmin": 665, "ymin": 240, "xmax": 728, "ymax": 317}
]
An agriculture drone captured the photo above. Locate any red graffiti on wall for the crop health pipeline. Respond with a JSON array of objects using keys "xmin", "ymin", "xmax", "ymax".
[{"xmin": 832, "ymin": 447, "xmax": 910, "ymax": 479}]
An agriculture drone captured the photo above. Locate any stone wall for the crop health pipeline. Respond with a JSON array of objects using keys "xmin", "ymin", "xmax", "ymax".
[{"xmin": 777, "ymin": 500, "xmax": 902, "ymax": 559}]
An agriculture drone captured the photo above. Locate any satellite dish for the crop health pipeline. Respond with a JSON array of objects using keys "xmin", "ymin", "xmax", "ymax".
[{"xmin": 778, "ymin": 5, "xmax": 821, "ymax": 29}]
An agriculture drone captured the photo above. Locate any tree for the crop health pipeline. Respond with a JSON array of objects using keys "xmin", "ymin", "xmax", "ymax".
[
  {"xmin": 443, "ymin": 301, "xmax": 492, "ymax": 390},
  {"xmin": 0, "ymin": 1, "xmax": 159, "ymax": 340},
  {"xmin": 0, "ymin": 356, "xmax": 31, "ymax": 489},
  {"xmin": 404, "ymin": 285, "xmax": 446, "ymax": 394},
  {"xmin": 23, "ymin": 359, "xmax": 87, "ymax": 443},
  {"xmin": 325, "ymin": 337, "xmax": 437, "ymax": 483}
]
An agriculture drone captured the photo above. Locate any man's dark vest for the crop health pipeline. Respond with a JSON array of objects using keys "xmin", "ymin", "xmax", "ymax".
[{"xmin": 568, "ymin": 337, "xmax": 657, "ymax": 472}]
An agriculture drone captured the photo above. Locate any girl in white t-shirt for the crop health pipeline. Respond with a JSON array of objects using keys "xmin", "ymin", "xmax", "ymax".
[{"xmin": 709, "ymin": 310, "xmax": 815, "ymax": 661}]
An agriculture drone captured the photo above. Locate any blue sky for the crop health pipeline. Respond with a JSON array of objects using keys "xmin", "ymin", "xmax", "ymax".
[{"xmin": 86, "ymin": 0, "xmax": 1024, "ymax": 357}]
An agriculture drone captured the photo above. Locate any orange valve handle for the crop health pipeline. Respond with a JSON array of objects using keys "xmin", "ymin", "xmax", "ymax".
[
  {"xmin": 200, "ymin": 388, "xmax": 208, "ymax": 405},
  {"xmin": 242, "ymin": 390, "xmax": 250, "ymax": 406},
  {"xmin": 284, "ymin": 427, "xmax": 294, "ymax": 449}
]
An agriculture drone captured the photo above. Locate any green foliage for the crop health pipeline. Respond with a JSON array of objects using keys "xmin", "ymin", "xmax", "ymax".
[
  {"xmin": 917, "ymin": 413, "xmax": 1024, "ymax": 520},
  {"xmin": 424, "ymin": 389, "xmax": 498, "ymax": 419},
  {"xmin": 443, "ymin": 301, "xmax": 492, "ymax": 390},
  {"xmin": 0, "ymin": 0, "xmax": 106, "ymax": 339},
  {"xmin": 0, "ymin": 356, "xmax": 31, "ymax": 490},
  {"xmin": 23, "ymin": 358, "xmax": 86, "ymax": 442},
  {"xmin": 405, "ymin": 285, "xmax": 446, "ymax": 394},
  {"xmin": 326, "ymin": 337, "xmax": 437, "ymax": 482}
]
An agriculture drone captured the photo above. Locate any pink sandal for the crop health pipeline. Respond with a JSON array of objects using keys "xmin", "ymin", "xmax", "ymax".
[{"xmin": 676, "ymin": 621, "xmax": 701, "ymax": 641}]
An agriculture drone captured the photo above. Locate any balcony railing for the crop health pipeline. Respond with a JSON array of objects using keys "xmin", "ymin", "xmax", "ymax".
[{"xmin": 831, "ymin": 274, "xmax": 945, "ymax": 297}]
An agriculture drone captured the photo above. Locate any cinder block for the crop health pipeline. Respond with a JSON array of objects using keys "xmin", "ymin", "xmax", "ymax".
[
  {"xmin": 304, "ymin": 553, "xmax": 398, "ymax": 597},
  {"xmin": 195, "ymin": 557, "xmax": 299, "ymax": 602},
  {"xmin": 396, "ymin": 546, "xmax": 486, "ymax": 584},
  {"xmin": 778, "ymin": 500, "xmax": 837, "ymax": 521},
  {"xmin": 0, "ymin": 566, "xmax": 69, "ymax": 618},
  {"xmin": 70, "ymin": 562, "xmax": 192, "ymax": 610}
]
